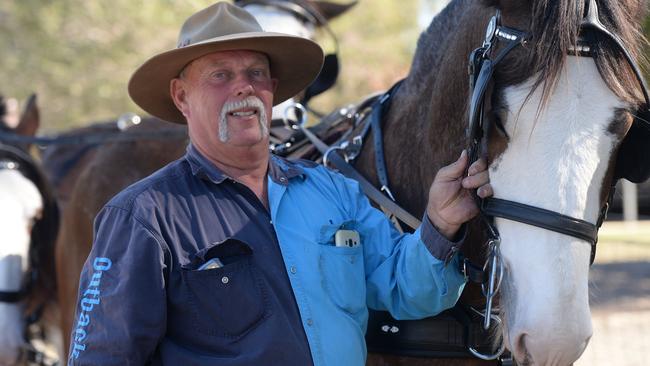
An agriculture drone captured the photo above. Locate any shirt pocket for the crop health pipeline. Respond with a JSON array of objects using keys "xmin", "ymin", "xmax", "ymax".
[
  {"xmin": 181, "ymin": 239, "xmax": 269, "ymax": 339},
  {"xmin": 318, "ymin": 222, "xmax": 366, "ymax": 315}
]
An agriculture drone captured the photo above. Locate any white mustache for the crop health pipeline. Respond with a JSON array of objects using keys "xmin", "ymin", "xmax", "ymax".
[{"xmin": 219, "ymin": 96, "xmax": 269, "ymax": 142}]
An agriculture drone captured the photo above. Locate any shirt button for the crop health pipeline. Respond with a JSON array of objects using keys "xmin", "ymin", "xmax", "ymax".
[
  {"xmin": 306, "ymin": 318, "xmax": 314, "ymax": 326},
  {"xmin": 221, "ymin": 276, "xmax": 229, "ymax": 284},
  {"xmin": 280, "ymin": 177, "xmax": 287, "ymax": 182},
  {"xmin": 290, "ymin": 266, "xmax": 297, "ymax": 274}
]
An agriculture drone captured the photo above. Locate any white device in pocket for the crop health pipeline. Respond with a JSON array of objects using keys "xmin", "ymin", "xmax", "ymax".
[{"xmin": 334, "ymin": 229, "xmax": 361, "ymax": 248}]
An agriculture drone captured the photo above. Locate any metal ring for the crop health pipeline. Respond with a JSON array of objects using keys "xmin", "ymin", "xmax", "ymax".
[
  {"xmin": 322, "ymin": 146, "xmax": 348, "ymax": 168},
  {"xmin": 283, "ymin": 103, "xmax": 308, "ymax": 128},
  {"xmin": 467, "ymin": 312, "xmax": 507, "ymax": 360}
]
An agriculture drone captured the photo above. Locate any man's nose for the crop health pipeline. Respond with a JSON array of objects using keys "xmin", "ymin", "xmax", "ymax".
[{"xmin": 235, "ymin": 82, "xmax": 255, "ymax": 97}]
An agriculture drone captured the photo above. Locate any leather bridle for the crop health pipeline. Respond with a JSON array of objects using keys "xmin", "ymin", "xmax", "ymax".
[{"xmin": 467, "ymin": 0, "xmax": 650, "ymax": 331}]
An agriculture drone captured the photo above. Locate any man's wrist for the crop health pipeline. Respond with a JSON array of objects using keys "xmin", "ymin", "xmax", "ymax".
[{"xmin": 426, "ymin": 212, "xmax": 460, "ymax": 240}]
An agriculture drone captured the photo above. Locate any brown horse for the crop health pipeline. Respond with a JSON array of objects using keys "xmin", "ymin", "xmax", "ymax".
[{"xmin": 51, "ymin": 0, "xmax": 650, "ymax": 365}]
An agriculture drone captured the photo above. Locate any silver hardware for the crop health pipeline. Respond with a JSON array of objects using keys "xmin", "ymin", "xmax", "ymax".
[
  {"xmin": 221, "ymin": 276, "xmax": 229, "ymax": 284},
  {"xmin": 468, "ymin": 307, "xmax": 507, "ymax": 360},
  {"xmin": 481, "ymin": 237, "xmax": 504, "ymax": 330},
  {"xmin": 381, "ymin": 325, "xmax": 391, "ymax": 333},
  {"xmin": 389, "ymin": 326, "xmax": 400, "ymax": 334},
  {"xmin": 117, "ymin": 112, "xmax": 142, "ymax": 131},
  {"xmin": 483, "ymin": 14, "xmax": 498, "ymax": 48},
  {"xmin": 0, "ymin": 160, "xmax": 19, "ymax": 170},
  {"xmin": 323, "ymin": 146, "xmax": 349, "ymax": 168},
  {"xmin": 380, "ymin": 185, "xmax": 396, "ymax": 202}
]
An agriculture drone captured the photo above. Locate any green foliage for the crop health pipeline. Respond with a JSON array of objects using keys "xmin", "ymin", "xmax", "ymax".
[
  {"xmin": 0, "ymin": 0, "xmax": 421, "ymax": 131},
  {"xmin": 7, "ymin": 1, "xmax": 648, "ymax": 131}
]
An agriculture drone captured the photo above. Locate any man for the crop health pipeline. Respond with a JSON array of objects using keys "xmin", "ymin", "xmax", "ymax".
[{"xmin": 68, "ymin": 2, "xmax": 492, "ymax": 365}]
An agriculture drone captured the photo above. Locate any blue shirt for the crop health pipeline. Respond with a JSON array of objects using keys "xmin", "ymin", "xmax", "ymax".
[{"xmin": 68, "ymin": 144, "xmax": 466, "ymax": 366}]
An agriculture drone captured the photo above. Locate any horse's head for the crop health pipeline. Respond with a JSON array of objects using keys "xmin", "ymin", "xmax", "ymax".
[
  {"xmin": 0, "ymin": 95, "xmax": 58, "ymax": 364},
  {"xmin": 476, "ymin": 0, "xmax": 648, "ymax": 363}
]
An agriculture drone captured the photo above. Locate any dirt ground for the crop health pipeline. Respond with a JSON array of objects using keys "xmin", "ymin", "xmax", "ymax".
[{"xmin": 575, "ymin": 221, "xmax": 650, "ymax": 366}]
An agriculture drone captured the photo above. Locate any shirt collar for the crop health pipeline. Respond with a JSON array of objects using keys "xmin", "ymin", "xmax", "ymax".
[{"xmin": 185, "ymin": 144, "xmax": 306, "ymax": 186}]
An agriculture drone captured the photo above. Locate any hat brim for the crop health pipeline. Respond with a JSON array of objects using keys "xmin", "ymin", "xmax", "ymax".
[{"xmin": 128, "ymin": 32, "xmax": 324, "ymax": 124}]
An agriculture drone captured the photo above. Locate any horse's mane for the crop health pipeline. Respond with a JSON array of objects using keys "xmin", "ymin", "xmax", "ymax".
[{"xmin": 408, "ymin": 0, "xmax": 471, "ymax": 95}]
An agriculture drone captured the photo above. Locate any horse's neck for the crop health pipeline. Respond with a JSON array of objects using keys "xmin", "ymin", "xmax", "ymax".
[{"xmin": 377, "ymin": 0, "xmax": 489, "ymax": 216}]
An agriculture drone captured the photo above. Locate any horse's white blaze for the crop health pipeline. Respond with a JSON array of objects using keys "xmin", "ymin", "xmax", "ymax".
[
  {"xmin": 0, "ymin": 169, "xmax": 42, "ymax": 364},
  {"xmin": 244, "ymin": 4, "xmax": 316, "ymax": 122},
  {"xmin": 493, "ymin": 57, "xmax": 625, "ymax": 365}
]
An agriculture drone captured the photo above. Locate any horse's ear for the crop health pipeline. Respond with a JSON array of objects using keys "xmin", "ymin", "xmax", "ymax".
[
  {"xmin": 307, "ymin": 0, "xmax": 357, "ymax": 21},
  {"xmin": 15, "ymin": 94, "xmax": 40, "ymax": 137},
  {"xmin": 614, "ymin": 109, "xmax": 650, "ymax": 183}
]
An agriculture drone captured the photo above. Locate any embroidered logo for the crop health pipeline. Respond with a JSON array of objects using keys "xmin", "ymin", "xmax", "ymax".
[{"xmin": 70, "ymin": 257, "xmax": 112, "ymax": 360}]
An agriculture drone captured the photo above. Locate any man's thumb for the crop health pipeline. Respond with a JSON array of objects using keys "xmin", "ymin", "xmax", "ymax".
[{"xmin": 439, "ymin": 150, "xmax": 468, "ymax": 180}]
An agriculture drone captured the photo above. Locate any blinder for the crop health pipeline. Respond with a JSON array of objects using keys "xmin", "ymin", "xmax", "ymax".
[{"xmin": 615, "ymin": 113, "xmax": 650, "ymax": 183}]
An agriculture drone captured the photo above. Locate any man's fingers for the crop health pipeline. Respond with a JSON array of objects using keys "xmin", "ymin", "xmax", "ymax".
[
  {"xmin": 437, "ymin": 150, "xmax": 468, "ymax": 180},
  {"xmin": 462, "ymin": 170, "xmax": 489, "ymax": 189},
  {"xmin": 467, "ymin": 158, "xmax": 487, "ymax": 176},
  {"xmin": 476, "ymin": 184, "xmax": 493, "ymax": 198}
]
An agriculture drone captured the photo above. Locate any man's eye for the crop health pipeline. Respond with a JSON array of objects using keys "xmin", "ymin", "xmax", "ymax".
[{"xmin": 212, "ymin": 72, "xmax": 228, "ymax": 79}]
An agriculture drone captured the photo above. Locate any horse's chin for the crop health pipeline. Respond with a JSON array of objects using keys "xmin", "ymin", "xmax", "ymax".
[{"xmin": 499, "ymin": 253, "xmax": 592, "ymax": 366}]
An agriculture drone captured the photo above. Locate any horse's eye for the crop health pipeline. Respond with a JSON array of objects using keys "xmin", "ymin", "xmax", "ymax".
[{"xmin": 491, "ymin": 110, "xmax": 510, "ymax": 139}]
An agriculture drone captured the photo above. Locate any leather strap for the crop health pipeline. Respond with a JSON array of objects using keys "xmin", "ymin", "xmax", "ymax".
[
  {"xmin": 481, "ymin": 197, "xmax": 597, "ymax": 254},
  {"xmin": 299, "ymin": 125, "xmax": 422, "ymax": 230},
  {"xmin": 0, "ymin": 290, "xmax": 26, "ymax": 303}
]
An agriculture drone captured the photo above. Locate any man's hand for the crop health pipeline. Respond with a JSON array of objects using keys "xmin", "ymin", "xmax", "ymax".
[{"xmin": 426, "ymin": 150, "xmax": 493, "ymax": 239}]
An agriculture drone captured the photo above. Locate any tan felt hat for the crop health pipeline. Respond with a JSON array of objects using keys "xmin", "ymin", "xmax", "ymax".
[{"xmin": 128, "ymin": 2, "xmax": 324, "ymax": 124}]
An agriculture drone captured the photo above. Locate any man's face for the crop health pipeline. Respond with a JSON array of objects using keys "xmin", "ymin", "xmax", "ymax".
[{"xmin": 173, "ymin": 50, "xmax": 278, "ymax": 153}]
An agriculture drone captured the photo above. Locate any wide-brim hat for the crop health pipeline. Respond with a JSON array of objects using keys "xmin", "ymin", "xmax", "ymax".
[{"xmin": 128, "ymin": 2, "xmax": 324, "ymax": 124}]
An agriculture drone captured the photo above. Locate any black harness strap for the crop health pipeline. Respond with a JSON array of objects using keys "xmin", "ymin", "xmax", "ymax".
[
  {"xmin": 369, "ymin": 81, "xmax": 403, "ymax": 198},
  {"xmin": 482, "ymin": 198, "xmax": 598, "ymax": 243},
  {"xmin": 0, "ymin": 290, "xmax": 27, "ymax": 303}
]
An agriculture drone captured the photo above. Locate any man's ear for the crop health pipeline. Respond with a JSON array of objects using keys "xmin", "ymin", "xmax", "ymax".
[
  {"xmin": 271, "ymin": 78, "xmax": 279, "ymax": 94},
  {"xmin": 170, "ymin": 78, "xmax": 189, "ymax": 118}
]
